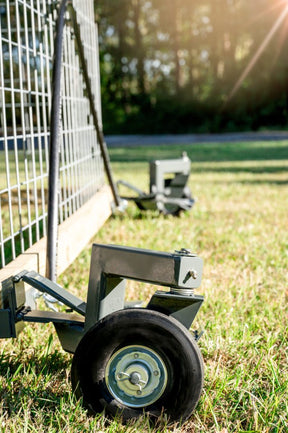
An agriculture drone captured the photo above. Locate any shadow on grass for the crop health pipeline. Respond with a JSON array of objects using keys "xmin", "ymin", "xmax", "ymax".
[
  {"xmin": 192, "ymin": 165, "xmax": 288, "ymax": 175},
  {"xmin": 112, "ymin": 206, "xmax": 192, "ymax": 221},
  {"xmin": 0, "ymin": 348, "xmax": 70, "ymax": 375},
  {"xmin": 109, "ymin": 141, "xmax": 288, "ymax": 164},
  {"xmin": 237, "ymin": 179, "xmax": 288, "ymax": 185},
  {"xmin": 195, "ymin": 178, "xmax": 288, "ymax": 186},
  {"xmin": 112, "ymin": 208, "xmax": 163, "ymax": 221},
  {"xmin": 0, "ymin": 350, "xmax": 72, "ymax": 414}
]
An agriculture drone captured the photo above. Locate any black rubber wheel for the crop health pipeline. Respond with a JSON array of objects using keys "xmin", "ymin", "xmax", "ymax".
[
  {"xmin": 160, "ymin": 180, "xmax": 194, "ymax": 216},
  {"xmin": 71, "ymin": 309, "xmax": 204, "ymax": 423}
]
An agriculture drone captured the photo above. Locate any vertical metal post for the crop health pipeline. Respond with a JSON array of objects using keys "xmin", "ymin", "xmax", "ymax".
[{"xmin": 46, "ymin": 0, "xmax": 68, "ymax": 282}]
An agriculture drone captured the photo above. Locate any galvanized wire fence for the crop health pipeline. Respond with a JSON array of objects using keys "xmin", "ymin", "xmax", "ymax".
[{"xmin": 0, "ymin": 0, "xmax": 105, "ymax": 269}]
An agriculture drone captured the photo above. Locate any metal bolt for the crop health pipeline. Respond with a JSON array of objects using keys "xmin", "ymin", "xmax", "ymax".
[
  {"xmin": 180, "ymin": 248, "xmax": 191, "ymax": 254},
  {"xmin": 189, "ymin": 270, "xmax": 198, "ymax": 279},
  {"xmin": 117, "ymin": 373, "xmax": 123, "ymax": 380},
  {"xmin": 153, "ymin": 370, "xmax": 159, "ymax": 376},
  {"xmin": 134, "ymin": 353, "xmax": 139, "ymax": 359},
  {"xmin": 137, "ymin": 390, "xmax": 142, "ymax": 396},
  {"xmin": 175, "ymin": 248, "xmax": 196, "ymax": 256},
  {"xmin": 130, "ymin": 372, "xmax": 141, "ymax": 385}
]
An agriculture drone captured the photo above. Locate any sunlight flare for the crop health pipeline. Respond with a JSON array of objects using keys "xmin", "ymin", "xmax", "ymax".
[{"xmin": 226, "ymin": 3, "xmax": 288, "ymax": 104}]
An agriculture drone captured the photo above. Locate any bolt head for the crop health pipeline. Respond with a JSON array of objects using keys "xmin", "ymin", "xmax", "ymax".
[
  {"xmin": 137, "ymin": 390, "xmax": 142, "ymax": 396},
  {"xmin": 175, "ymin": 248, "xmax": 196, "ymax": 257},
  {"xmin": 189, "ymin": 270, "xmax": 198, "ymax": 279},
  {"xmin": 129, "ymin": 372, "xmax": 141, "ymax": 385},
  {"xmin": 180, "ymin": 248, "xmax": 191, "ymax": 254}
]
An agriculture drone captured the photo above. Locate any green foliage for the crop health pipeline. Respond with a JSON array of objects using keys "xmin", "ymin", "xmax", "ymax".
[
  {"xmin": 95, "ymin": 0, "xmax": 288, "ymax": 133},
  {"xmin": 109, "ymin": 140, "xmax": 288, "ymax": 163}
]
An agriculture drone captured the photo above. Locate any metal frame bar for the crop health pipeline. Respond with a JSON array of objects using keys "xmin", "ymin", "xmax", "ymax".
[
  {"xmin": 46, "ymin": 0, "xmax": 68, "ymax": 282},
  {"xmin": 85, "ymin": 243, "xmax": 203, "ymax": 330},
  {"xmin": 19, "ymin": 270, "xmax": 86, "ymax": 316},
  {"xmin": 149, "ymin": 155, "xmax": 191, "ymax": 194},
  {"xmin": 1, "ymin": 243, "xmax": 204, "ymax": 353}
]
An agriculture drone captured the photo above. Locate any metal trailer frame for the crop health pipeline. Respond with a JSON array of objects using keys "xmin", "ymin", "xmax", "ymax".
[
  {"xmin": 0, "ymin": 243, "xmax": 205, "ymax": 422},
  {"xmin": 117, "ymin": 153, "xmax": 195, "ymax": 215}
]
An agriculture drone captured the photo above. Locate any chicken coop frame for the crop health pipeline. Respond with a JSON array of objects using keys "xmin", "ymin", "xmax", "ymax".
[{"xmin": 0, "ymin": 0, "xmax": 112, "ymax": 280}]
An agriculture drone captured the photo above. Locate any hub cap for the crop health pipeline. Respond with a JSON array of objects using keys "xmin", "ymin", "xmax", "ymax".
[{"xmin": 105, "ymin": 345, "xmax": 168, "ymax": 408}]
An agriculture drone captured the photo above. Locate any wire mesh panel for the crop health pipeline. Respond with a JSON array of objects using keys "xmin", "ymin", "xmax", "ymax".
[{"xmin": 0, "ymin": 0, "xmax": 105, "ymax": 269}]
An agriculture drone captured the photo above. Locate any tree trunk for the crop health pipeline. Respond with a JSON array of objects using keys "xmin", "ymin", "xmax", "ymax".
[{"xmin": 133, "ymin": 0, "xmax": 146, "ymax": 94}]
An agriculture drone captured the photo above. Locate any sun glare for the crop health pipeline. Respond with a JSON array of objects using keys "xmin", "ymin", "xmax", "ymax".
[{"xmin": 226, "ymin": 1, "xmax": 288, "ymax": 105}]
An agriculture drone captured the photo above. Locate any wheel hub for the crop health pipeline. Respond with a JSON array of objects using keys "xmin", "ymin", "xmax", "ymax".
[
  {"xmin": 129, "ymin": 372, "xmax": 142, "ymax": 385},
  {"xmin": 105, "ymin": 345, "xmax": 168, "ymax": 408}
]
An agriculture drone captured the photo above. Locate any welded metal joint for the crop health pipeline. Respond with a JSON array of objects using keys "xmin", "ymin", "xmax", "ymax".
[
  {"xmin": 0, "ymin": 244, "xmax": 204, "ymax": 351},
  {"xmin": 85, "ymin": 244, "xmax": 204, "ymax": 331}
]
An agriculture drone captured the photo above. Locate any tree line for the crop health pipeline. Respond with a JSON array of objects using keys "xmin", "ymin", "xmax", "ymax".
[{"xmin": 94, "ymin": 0, "xmax": 288, "ymax": 134}]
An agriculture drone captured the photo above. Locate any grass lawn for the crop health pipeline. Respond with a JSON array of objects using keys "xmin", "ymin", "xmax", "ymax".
[{"xmin": 0, "ymin": 140, "xmax": 287, "ymax": 432}]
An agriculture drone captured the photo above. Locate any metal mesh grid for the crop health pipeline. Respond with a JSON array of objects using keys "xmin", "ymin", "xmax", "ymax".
[{"xmin": 0, "ymin": 0, "xmax": 105, "ymax": 268}]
